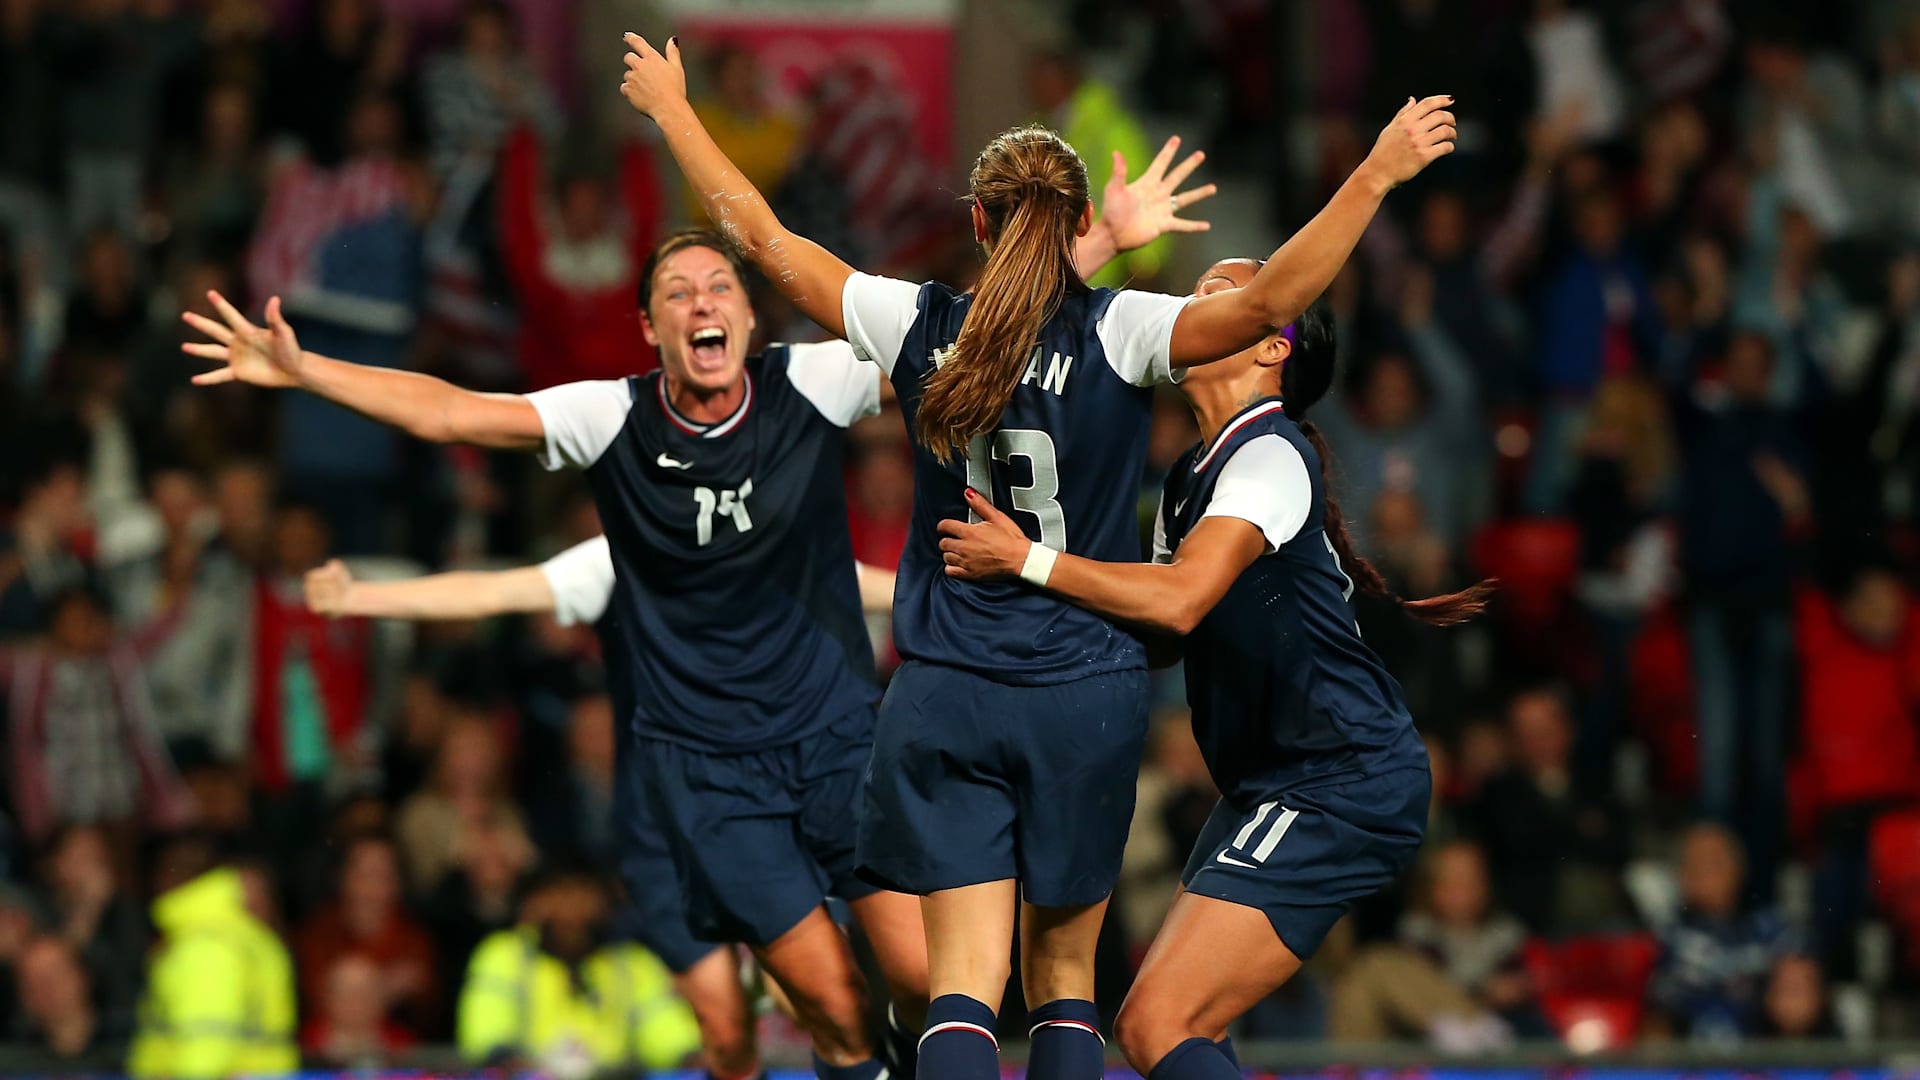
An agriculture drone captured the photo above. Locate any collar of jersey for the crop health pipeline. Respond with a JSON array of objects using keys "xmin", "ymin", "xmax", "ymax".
[
  {"xmin": 657, "ymin": 371, "xmax": 754, "ymax": 438},
  {"xmin": 1192, "ymin": 397, "xmax": 1286, "ymax": 474}
]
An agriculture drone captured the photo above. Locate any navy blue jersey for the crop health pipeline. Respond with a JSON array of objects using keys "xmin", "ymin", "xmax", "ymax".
[
  {"xmin": 527, "ymin": 343, "xmax": 882, "ymax": 751},
  {"xmin": 841, "ymin": 273, "xmax": 1192, "ymax": 684},
  {"xmin": 1159, "ymin": 398, "xmax": 1425, "ymax": 805}
]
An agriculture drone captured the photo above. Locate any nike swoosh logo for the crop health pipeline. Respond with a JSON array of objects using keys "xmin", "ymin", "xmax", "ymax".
[
  {"xmin": 1215, "ymin": 851, "xmax": 1258, "ymax": 868},
  {"xmin": 1173, "ymin": 500, "xmax": 1188, "ymax": 516},
  {"xmin": 656, "ymin": 453, "xmax": 694, "ymax": 470}
]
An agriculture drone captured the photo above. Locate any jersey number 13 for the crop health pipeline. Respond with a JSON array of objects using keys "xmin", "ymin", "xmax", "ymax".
[{"xmin": 965, "ymin": 430, "xmax": 1065, "ymax": 549}]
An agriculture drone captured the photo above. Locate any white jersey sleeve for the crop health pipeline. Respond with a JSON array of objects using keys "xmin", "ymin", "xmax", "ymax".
[
  {"xmin": 525, "ymin": 380, "xmax": 634, "ymax": 471},
  {"xmin": 787, "ymin": 341, "xmax": 883, "ymax": 427},
  {"xmin": 840, "ymin": 272, "xmax": 922, "ymax": 376},
  {"xmin": 539, "ymin": 535, "xmax": 615, "ymax": 627},
  {"xmin": 1097, "ymin": 290, "xmax": 1195, "ymax": 388},
  {"xmin": 1150, "ymin": 492, "xmax": 1173, "ymax": 564},
  {"xmin": 1202, "ymin": 434, "xmax": 1314, "ymax": 553}
]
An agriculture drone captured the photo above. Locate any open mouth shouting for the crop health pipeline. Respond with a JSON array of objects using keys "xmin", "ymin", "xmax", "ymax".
[{"xmin": 688, "ymin": 326, "xmax": 730, "ymax": 372}]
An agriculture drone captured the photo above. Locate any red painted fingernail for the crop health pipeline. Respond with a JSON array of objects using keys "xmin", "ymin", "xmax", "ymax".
[{"xmin": 964, "ymin": 487, "xmax": 977, "ymax": 498}]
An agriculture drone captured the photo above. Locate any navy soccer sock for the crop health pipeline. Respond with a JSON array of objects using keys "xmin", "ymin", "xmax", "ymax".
[
  {"xmin": 885, "ymin": 1004, "xmax": 921, "ymax": 1080},
  {"xmin": 1026, "ymin": 998, "xmax": 1105, "ymax": 1080},
  {"xmin": 916, "ymin": 993, "xmax": 999, "ymax": 1080},
  {"xmin": 1146, "ymin": 1036, "xmax": 1243, "ymax": 1080}
]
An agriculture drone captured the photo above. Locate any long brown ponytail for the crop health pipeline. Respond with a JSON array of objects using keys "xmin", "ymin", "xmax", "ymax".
[
  {"xmin": 916, "ymin": 125, "xmax": 1089, "ymax": 463},
  {"xmin": 1282, "ymin": 300, "xmax": 1495, "ymax": 628}
]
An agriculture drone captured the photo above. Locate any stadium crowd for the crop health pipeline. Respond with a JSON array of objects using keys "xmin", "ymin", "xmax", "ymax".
[{"xmin": 0, "ymin": 0, "xmax": 1919, "ymax": 1073}]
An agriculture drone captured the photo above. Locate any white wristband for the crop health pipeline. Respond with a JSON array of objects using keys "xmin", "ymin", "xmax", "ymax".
[{"xmin": 1019, "ymin": 542, "xmax": 1058, "ymax": 587}]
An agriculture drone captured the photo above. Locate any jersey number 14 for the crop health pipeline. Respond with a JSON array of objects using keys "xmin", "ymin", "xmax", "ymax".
[
  {"xmin": 693, "ymin": 481, "xmax": 754, "ymax": 546},
  {"xmin": 965, "ymin": 430, "xmax": 1065, "ymax": 549}
]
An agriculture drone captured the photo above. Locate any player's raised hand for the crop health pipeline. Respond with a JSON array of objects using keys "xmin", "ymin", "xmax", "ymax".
[
  {"xmin": 1366, "ymin": 95, "xmax": 1456, "ymax": 188},
  {"xmin": 621, "ymin": 32, "xmax": 688, "ymax": 120},
  {"xmin": 938, "ymin": 488, "xmax": 1035, "ymax": 581},
  {"xmin": 182, "ymin": 292, "xmax": 305, "ymax": 389},
  {"xmin": 1101, "ymin": 136, "xmax": 1216, "ymax": 253},
  {"xmin": 305, "ymin": 558, "xmax": 356, "ymax": 617}
]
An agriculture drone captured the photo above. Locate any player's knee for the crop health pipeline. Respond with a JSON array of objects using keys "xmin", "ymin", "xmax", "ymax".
[
  {"xmin": 1113, "ymin": 991, "xmax": 1189, "ymax": 1072},
  {"xmin": 701, "ymin": 1021, "xmax": 758, "ymax": 1078}
]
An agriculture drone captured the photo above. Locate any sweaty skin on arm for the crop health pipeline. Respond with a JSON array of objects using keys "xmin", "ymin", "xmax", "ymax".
[
  {"xmin": 938, "ymin": 490, "xmax": 1266, "ymax": 636},
  {"xmin": 616, "ymin": 34, "xmax": 1214, "ymax": 342},
  {"xmin": 183, "ymin": 292, "xmax": 547, "ymax": 450}
]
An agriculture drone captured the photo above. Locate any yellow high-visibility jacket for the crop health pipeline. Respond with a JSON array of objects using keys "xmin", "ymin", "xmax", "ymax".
[
  {"xmin": 128, "ymin": 869, "xmax": 298, "ymax": 1080},
  {"xmin": 1056, "ymin": 80, "xmax": 1162, "ymax": 288},
  {"xmin": 457, "ymin": 926, "xmax": 702, "ymax": 1073}
]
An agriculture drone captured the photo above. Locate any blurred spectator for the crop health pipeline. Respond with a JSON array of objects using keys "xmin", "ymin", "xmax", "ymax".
[
  {"xmin": 685, "ymin": 44, "xmax": 798, "ymax": 231},
  {"xmin": 456, "ymin": 864, "xmax": 701, "ymax": 1074},
  {"xmin": 1525, "ymin": 0, "xmax": 1628, "ymax": 145},
  {"xmin": 1796, "ymin": 568, "xmax": 1920, "ymax": 973},
  {"xmin": 1026, "ymin": 48, "xmax": 1158, "ymax": 287},
  {"xmin": 1330, "ymin": 839, "xmax": 1524, "ymax": 1047},
  {"xmin": 1649, "ymin": 823, "xmax": 1798, "ymax": 1041},
  {"xmin": 1466, "ymin": 687, "xmax": 1628, "ymax": 932},
  {"xmin": 129, "ymin": 832, "xmax": 297, "ymax": 1080},
  {"xmin": 1530, "ymin": 188, "xmax": 1662, "ymax": 511},
  {"xmin": 2, "ymin": 586, "xmax": 193, "ymax": 860},
  {"xmin": 294, "ymin": 832, "xmax": 439, "ymax": 1037},
  {"xmin": 495, "ymin": 124, "xmax": 661, "ymax": 389},
  {"xmin": 163, "ymin": 81, "xmax": 267, "ymax": 264},
  {"xmin": 11, "ymin": 934, "xmax": 122, "ymax": 1067},
  {"xmin": 104, "ymin": 462, "xmax": 252, "ymax": 763},
  {"xmin": 1738, "ymin": 15, "xmax": 1870, "ymax": 239},
  {"xmin": 35, "ymin": 824, "xmax": 145, "ymax": 1032},
  {"xmin": 424, "ymin": 810, "xmax": 533, "ymax": 1014},
  {"xmin": 1756, "ymin": 953, "xmax": 1841, "ymax": 1038},
  {"xmin": 46, "ymin": 0, "xmax": 199, "ymax": 239},
  {"xmin": 847, "ymin": 444, "xmax": 915, "ymax": 573},
  {"xmin": 246, "ymin": 92, "xmax": 424, "ymax": 553},
  {"xmin": 1731, "ymin": 203, "xmax": 1844, "ymax": 397},
  {"xmin": 60, "ymin": 229, "xmax": 146, "ymax": 363},
  {"xmin": 210, "ymin": 457, "xmax": 274, "ymax": 568},
  {"xmin": 419, "ymin": 0, "xmax": 558, "ymax": 179},
  {"xmin": 0, "ymin": 443, "xmax": 92, "ymax": 635},
  {"xmin": 247, "ymin": 505, "xmax": 371, "ymax": 858},
  {"xmin": 397, "ymin": 716, "xmax": 525, "ymax": 894},
  {"xmin": 1675, "ymin": 329, "xmax": 1808, "ymax": 901},
  {"xmin": 1316, "ymin": 267, "xmax": 1486, "ymax": 550},
  {"xmin": 267, "ymin": 0, "xmax": 409, "ymax": 167},
  {"xmin": 1355, "ymin": 489, "xmax": 1474, "ymax": 737},
  {"xmin": 301, "ymin": 952, "xmax": 416, "ymax": 1069}
]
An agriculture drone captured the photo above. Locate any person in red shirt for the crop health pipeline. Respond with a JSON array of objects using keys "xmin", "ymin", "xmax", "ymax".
[
  {"xmin": 1798, "ymin": 566, "xmax": 1920, "ymax": 974},
  {"xmin": 295, "ymin": 832, "xmax": 440, "ymax": 1037},
  {"xmin": 497, "ymin": 125, "xmax": 663, "ymax": 388}
]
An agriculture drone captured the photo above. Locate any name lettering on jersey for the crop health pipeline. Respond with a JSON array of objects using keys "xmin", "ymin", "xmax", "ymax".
[
  {"xmin": 930, "ymin": 345, "xmax": 1076, "ymax": 398},
  {"xmin": 693, "ymin": 480, "xmax": 754, "ymax": 546}
]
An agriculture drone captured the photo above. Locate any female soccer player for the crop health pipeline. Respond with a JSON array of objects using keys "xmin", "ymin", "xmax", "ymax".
[
  {"xmin": 617, "ymin": 32, "xmax": 1452, "ymax": 1080},
  {"xmin": 302, "ymin": 539, "xmax": 895, "ymax": 1080},
  {"xmin": 184, "ymin": 163, "xmax": 1202, "ymax": 1080},
  {"xmin": 937, "ymin": 259, "xmax": 1493, "ymax": 1080}
]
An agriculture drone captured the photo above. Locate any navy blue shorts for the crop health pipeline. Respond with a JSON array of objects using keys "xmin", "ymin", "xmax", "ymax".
[
  {"xmin": 612, "ymin": 713, "xmax": 716, "ymax": 974},
  {"xmin": 858, "ymin": 661, "xmax": 1149, "ymax": 908},
  {"xmin": 1180, "ymin": 765, "xmax": 1431, "ymax": 959},
  {"xmin": 639, "ymin": 710, "xmax": 879, "ymax": 947}
]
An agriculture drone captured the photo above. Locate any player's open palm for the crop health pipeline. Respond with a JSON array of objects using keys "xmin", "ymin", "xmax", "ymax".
[
  {"xmin": 182, "ymin": 291, "xmax": 304, "ymax": 389},
  {"xmin": 1102, "ymin": 136, "xmax": 1216, "ymax": 252},
  {"xmin": 938, "ymin": 488, "xmax": 1034, "ymax": 581},
  {"xmin": 1367, "ymin": 95, "xmax": 1457, "ymax": 188},
  {"xmin": 305, "ymin": 558, "xmax": 355, "ymax": 617},
  {"xmin": 621, "ymin": 33, "xmax": 688, "ymax": 120}
]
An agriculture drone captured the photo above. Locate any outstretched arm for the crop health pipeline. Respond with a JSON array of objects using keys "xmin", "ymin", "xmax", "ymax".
[
  {"xmin": 621, "ymin": 33, "xmax": 857, "ymax": 339},
  {"xmin": 1075, "ymin": 137, "xmax": 1216, "ymax": 281},
  {"xmin": 306, "ymin": 558, "xmax": 558, "ymax": 621},
  {"xmin": 1166, "ymin": 96, "xmax": 1456, "ymax": 367},
  {"xmin": 938, "ymin": 490, "xmax": 1265, "ymax": 636},
  {"xmin": 184, "ymin": 291, "xmax": 544, "ymax": 449}
]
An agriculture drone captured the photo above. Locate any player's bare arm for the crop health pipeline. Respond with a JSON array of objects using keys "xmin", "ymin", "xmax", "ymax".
[
  {"xmin": 938, "ymin": 489, "xmax": 1265, "ymax": 636},
  {"xmin": 184, "ymin": 290, "xmax": 545, "ymax": 451},
  {"xmin": 1167, "ymin": 96, "xmax": 1457, "ymax": 368},
  {"xmin": 305, "ymin": 559, "xmax": 558, "ymax": 620}
]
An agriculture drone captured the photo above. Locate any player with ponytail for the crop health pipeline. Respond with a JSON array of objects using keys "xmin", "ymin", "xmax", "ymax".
[
  {"xmin": 618, "ymin": 29, "xmax": 1454, "ymax": 1080},
  {"xmin": 942, "ymin": 259, "xmax": 1491, "ymax": 1080}
]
